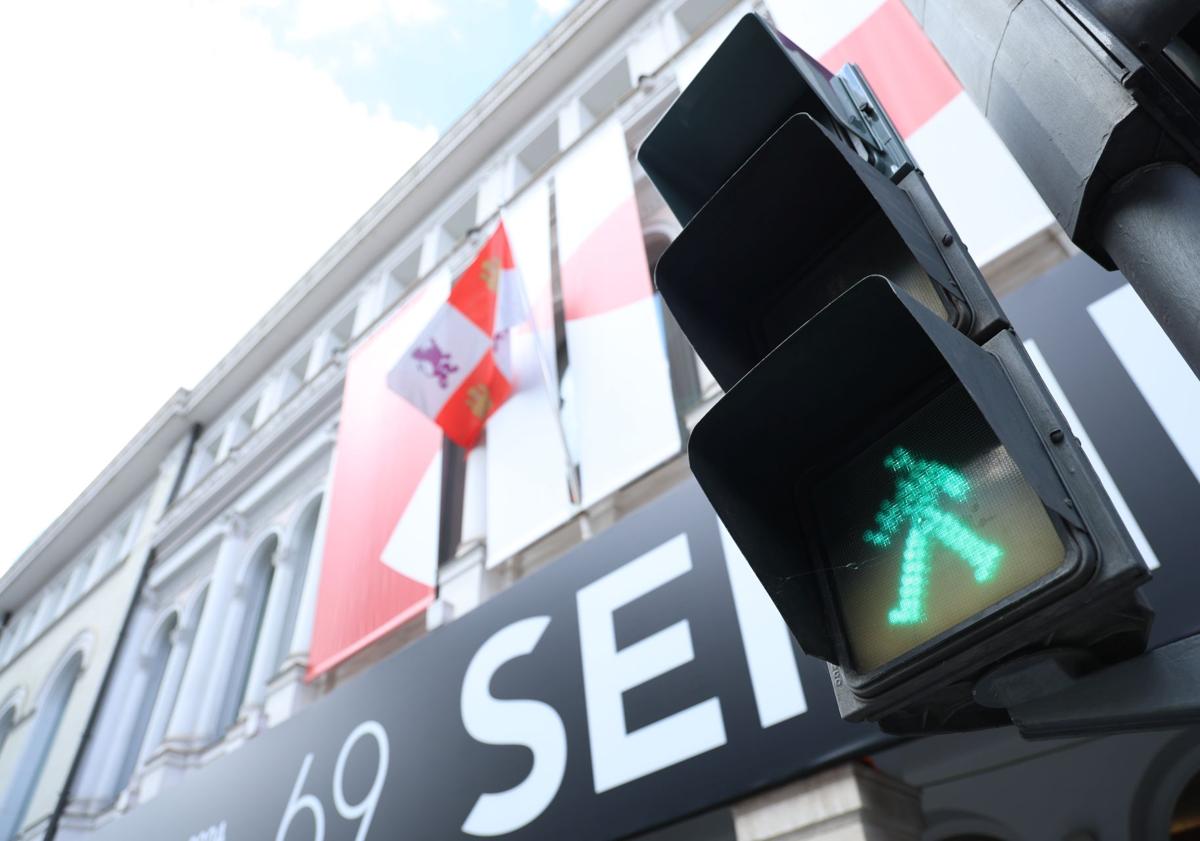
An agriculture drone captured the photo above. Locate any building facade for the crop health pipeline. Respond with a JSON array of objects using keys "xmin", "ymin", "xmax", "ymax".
[
  {"xmin": 3, "ymin": 1, "xmax": 1200, "ymax": 840},
  {"xmin": 0, "ymin": 395, "xmax": 190, "ymax": 840}
]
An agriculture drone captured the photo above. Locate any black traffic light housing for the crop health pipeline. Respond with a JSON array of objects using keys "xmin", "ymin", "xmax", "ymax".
[{"xmin": 639, "ymin": 13, "xmax": 1153, "ymax": 732}]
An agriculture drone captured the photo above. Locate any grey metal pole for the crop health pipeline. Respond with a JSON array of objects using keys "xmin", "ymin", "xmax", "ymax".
[
  {"xmin": 1096, "ymin": 162, "xmax": 1200, "ymax": 378},
  {"xmin": 1083, "ymin": 0, "xmax": 1198, "ymax": 52}
]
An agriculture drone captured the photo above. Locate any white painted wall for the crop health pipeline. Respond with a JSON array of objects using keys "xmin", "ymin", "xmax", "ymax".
[{"xmin": 0, "ymin": 440, "xmax": 186, "ymax": 840}]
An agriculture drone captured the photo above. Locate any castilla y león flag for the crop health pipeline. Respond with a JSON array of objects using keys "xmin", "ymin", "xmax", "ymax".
[{"xmin": 387, "ymin": 223, "xmax": 524, "ymax": 449}]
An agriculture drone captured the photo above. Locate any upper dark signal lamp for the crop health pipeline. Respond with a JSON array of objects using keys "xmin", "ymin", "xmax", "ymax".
[
  {"xmin": 641, "ymin": 15, "xmax": 1007, "ymax": 387},
  {"xmin": 653, "ymin": 114, "xmax": 953, "ymax": 389}
]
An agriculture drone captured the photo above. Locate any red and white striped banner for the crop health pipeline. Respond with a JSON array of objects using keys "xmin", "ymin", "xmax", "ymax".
[
  {"xmin": 555, "ymin": 118, "xmax": 681, "ymax": 506},
  {"xmin": 306, "ymin": 273, "xmax": 448, "ymax": 679}
]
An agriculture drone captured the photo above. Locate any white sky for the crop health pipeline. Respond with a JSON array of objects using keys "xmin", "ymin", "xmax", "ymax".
[{"xmin": 0, "ymin": 1, "xmax": 438, "ymax": 568}]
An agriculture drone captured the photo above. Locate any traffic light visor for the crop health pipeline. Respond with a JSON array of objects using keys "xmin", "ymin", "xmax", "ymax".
[
  {"xmin": 655, "ymin": 115, "xmax": 955, "ymax": 390},
  {"xmin": 638, "ymin": 14, "xmax": 844, "ymax": 226}
]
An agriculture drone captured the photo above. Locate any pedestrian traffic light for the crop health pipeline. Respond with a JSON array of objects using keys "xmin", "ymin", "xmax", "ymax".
[{"xmin": 639, "ymin": 13, "xmax": 1153, "ymax": 732}]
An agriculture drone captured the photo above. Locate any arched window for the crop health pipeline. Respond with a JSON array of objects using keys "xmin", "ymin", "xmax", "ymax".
[
  {"xmin": 274, "ymin": 497, "xmax": 322, "ymax": 672},
  {"xmin": 148, "ymin": 584, "xmax": 207, "ymax": 757},
  {"xmin": 0, "ymin": 649, "xmax": 83, "ymax": 839},
  {"xmin": 216, "ymin": 536, "xmax": 276, "ymax": 733},
  {"xmin": 113, "ymin": 614, "xmax": 177, "ymax": 796},
  {"xmin": 1171, "ymin": 769, "xmax": 1200, "ymax": 838},
  {"xmin": 1131, "ymin": 729, "xmax": 1200, "ymax": 838}
]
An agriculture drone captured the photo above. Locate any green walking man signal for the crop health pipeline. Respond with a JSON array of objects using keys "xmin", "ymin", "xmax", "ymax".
[{"xmin": 864, "ymin": 447, "xmax": 1005, "ymax": 626}]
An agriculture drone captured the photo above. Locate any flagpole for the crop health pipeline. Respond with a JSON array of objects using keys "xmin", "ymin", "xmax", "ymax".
[{"xmin": 502, "ymin": 218, "xmax": 584, "ymax": 507}]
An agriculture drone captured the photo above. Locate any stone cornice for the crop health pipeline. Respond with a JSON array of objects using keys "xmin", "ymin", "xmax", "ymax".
[{"xmin": 153, "ymin": 358, "xmax": 345, "ymax": 559}]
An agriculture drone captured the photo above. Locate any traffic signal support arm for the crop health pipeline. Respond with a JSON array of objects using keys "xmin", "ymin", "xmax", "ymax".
[
  {"xmin": 904, "ymin": 0, "xmax": 1200, "ymax": 377},
  {"xmin": 1095, "ymin": 162, "xmax": 1200, "ymax": 379},
  {"xmin": 994, "ymin": 634, "xmax": 1200, "ymax": 739}
]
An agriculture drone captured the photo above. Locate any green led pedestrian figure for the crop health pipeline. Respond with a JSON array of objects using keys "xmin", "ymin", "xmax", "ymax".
[{"xmin": 863, "ymin": 447, "xmax": 1004, "ymax": 626}]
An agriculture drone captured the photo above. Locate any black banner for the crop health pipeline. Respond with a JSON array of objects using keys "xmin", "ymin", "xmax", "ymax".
[{"xmin": 98, "ymin": 482, "xmax": 880, "ymax": 841}]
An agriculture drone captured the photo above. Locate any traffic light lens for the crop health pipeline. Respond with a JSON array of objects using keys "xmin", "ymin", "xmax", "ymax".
[
  {"xmin": 818, "ymin": 384, "xmax": 1065, "ymax": 672},
  {"xmin": 863, "ymin": 445, "xmax": 1006, "ymax": 627}
]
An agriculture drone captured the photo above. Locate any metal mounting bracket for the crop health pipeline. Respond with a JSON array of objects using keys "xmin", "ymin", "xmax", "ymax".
[{"xmin": 1004, "ymin": 634, "xmax": 1200, "ymax": 739}]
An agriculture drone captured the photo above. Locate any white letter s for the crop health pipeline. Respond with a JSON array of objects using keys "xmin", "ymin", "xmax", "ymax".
[{"xmin": 461, "ymin": 616, "xmax": 567, "ymax": 837}]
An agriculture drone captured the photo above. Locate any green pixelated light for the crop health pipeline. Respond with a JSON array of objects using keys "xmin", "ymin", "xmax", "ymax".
[{"xmin": 864, "ymin": 447, "xmax": 1004, "ymax": 626}]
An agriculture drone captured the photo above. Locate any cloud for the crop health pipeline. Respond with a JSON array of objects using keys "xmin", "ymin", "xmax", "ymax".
[
  {"xmin": 351, "ymin": 40, "xmax": 378, "ymax": 66},
  {"xmin": 535, "ymin": 0, "xmax": 572, "ymax": 16},
  {"xmin": 0, "ymin": 0, "xmax": 437, "ymax": 567},
  {"xmin": 289, "ymin": 0, "xmax": 446, "ymax": 39}
]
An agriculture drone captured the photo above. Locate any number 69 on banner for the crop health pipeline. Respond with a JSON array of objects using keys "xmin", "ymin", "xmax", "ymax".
[{"xmin": 276, "ymin": 721, "xmax": 390, "ymax": 841}]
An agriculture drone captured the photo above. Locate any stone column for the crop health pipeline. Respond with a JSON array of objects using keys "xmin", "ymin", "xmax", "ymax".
[
  {"xmin": 88, "ymin": 661, "xmax": 151, "ymax": 801},
  {"xmin": 241, "ymin": 540, "xmax": 295, "ymax": 711},
  {"xmin": 559, "ymin": 98, "xmax": 588, "ymax": 148},
  {"xmin": 69, "ymin": 605, "xmax": 155, "ymax": 806},
  {"xmin": 283, "ymin": 532, "xmax": 324, "ymax": 663},
  {"xmin": 476, "ymin": 167, "xmax": 510, "ymax": 223},
  {"xmin": 162, "ymin": 517, "xmax": 246, "ymax": 747},
  {"xmin": 459, "ymin": 440, "xmax": 487, "ymax": 552},
  {"xmin": 421, "ymin": 228, "xmax": 451, "ymax": 275},
  {"xmin": 431, "ymin": 438, "xmax": 488, "ymax": 626},
  {"xmin": 283, "ymin": 432, "xmax": 336, "ymax": 662},
  {"xmin": 732, "ymin": 763, "xmax": 923, "ymax": 841},
  {"xmin": 136, "ymin": 623, "xmax": 194, "ymax": 767},
  {"xmin": 627, "ymin": 15, "xmax": 677, "ymax": 80},
  {"xmin": 193, "ymin": 535, "xmax": 274, "ymax": 737},
  {"xmin": 352, "ymin": 276, "xmax": 387, "ymax": 336},
  {"xmin": 252, "ymin": 376, "xmax": 284, "ymax": 429}
]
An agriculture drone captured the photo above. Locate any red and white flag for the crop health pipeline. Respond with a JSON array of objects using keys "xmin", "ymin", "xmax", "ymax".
[{"xmin": 387, "ymin": 223, "xmax": 524, "ymax": 449}]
